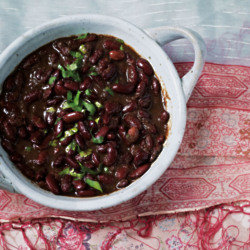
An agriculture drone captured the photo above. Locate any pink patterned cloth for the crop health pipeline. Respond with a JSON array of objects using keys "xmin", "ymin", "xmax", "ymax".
[{"xmin": 0, "ymin": 62, "xmax": 249, "ymax": 223}]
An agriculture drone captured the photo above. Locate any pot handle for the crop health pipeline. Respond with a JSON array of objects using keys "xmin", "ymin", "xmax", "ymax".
[{"xmin": 145, "ymin": 26, "xmax": 206, "ymax": 102}]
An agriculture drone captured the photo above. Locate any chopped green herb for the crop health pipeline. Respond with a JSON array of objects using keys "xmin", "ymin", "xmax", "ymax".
[
  {"xmin": 95, "ymin": 117, "xmax": 100, "ymax": 124},
  {"xmin": 92, "ymin": 136, "xmax": 104, "ymax": 144},
  {"xmin": 49, "ymin": 139, "xmax": 57, "ymax": 147},
  {"xmin": 62, "ymin": 101, "xmax": 72, "ymax": 110},
  {"xmin": 120, "ymin": 45, "xmax": 124, "ymax": 51},
  {"xmin": 58, "ymin": 64, "xmax": 81, "ymax": 82},
  {"xmin": 77, "ymin": 33, "xmax": 88, "ymax": 40},
  {"xmin": 88, "ymin": 71, "xmax": 98, "ymax": 76},
  {"xmin": 70, "ymin": 51, "xmax": 83, "ymax": 58},
  {"xmin": 104, "ymin": 87, "xmax": 114, "ymax": 96},
  {"xmin": 85, "ymin": 89, "xmax": 92, "ymax": 96},
  {"xmin": 74, "ymin": 90, "xmax": 81, "ymax": 106},
  {"xmin": 47, "ymin": 107, "xmax": 56, "ymax": 113},
  {"xmin": 59, "ymin": 167, "xmax": 70, "ymax": 175},
  {"xmin": 66, "ymin": 62, "xmax": 78, "ymax": 71},
  {"xmin": 60, "ymin": 127, "xmax": 78, "ymax": 141},
  {"xmin": 55, "ymin": 117, "xmax": 61, "ymax": 125},
  {"xmin": 59, "ymin": 167, "xmax": 84, "ymax": 180},
  {"xmin": 56, "ymin": 132, "xmax": 63, "ymax": 138},
  {"xmin": 103, "ymin": 166, "xmax": 110, "ymax": 174},
  {"xmin": 48, "ymin": 76, "xmax": 56, "ymax": 85},
  {"xmin": 65, "ymin": 140, "xmax": 77, "ymax": 153},
  {"xmin": 83, "ymin": 101, "xmax": 96, "ymax": 116},
  {"xmin": 79, "ymin": 44, "xmax": 87, "ymax": 54},
  {"xmin": 116, "ymin": 38, "xmax": 124, "ymax": 44},
  {"xmin": 44, "ymin": 129, "xmax": 48, "ymax": 134},
  {"xmin": 115, "ymin": 79, "xmax": 119, "ymax": 84},
  {"xmin": 67, "ymin": 91, "xmax": 73, "ymax": 102},
  {"xmin": 94, "ymin": 101, "xmax": 103, "ymax": 108},
  {"xmin": 79, "ymin": 148, "xmax": 92, "ymax": 158},
  {"xmin": 25, "ymin": 146, "xmax": 32, "ymax": 152},
  {"xmin": 85, "ymin": 178, "xmax": 103, "ymax": 192}
]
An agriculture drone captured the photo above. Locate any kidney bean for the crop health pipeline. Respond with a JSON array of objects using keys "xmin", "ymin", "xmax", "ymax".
[
  {"xmin": 66, "ymin": 149, "xmax": 75, "ymax": 156},
  {"xmin": 3, "ymin": 121, "xmax": 16, "ymax": 140},
  {"xmin": 88, "ymin": 120, "xmax": 98, "ymax": 132},
  {"xmin": 10, "ymin": 152, "xmax": 23, "ymax": 163},
  {"xmin": 103, "ymin": 39, "xmax": 120, "ymax": 50},
  {"xmin": 3, "ymin": 76, "xmax": 14, "ymax": 91},
  {"xmin": 35, "ymin": 169, "xmax": 47, "ymax": 181},
  {"xmin": 43, "ymin": 88, "xmax": 52, "ymax": 99},
  {"xmin": 145, "ymin": 134, "xmax": 154, "ymax": 150},
  {"xmin": 46, "ymin": 112, "xmax": 56, "ymax": 126},
  {"xmin": 138, "ymin": 96, "xmax": 151, "ymax": 109},
  {"xmin": 91, "ymin": 152, "xmax": 100, "ymax": 167},
  {"xmin": 30, "ymin": 131, "xmax": 43, "ymax": 145},
  {"xmin": 102, "ymin": 112, "xmax": 110, "ymax": 125},
  {"xmin": 1, "ymin": 139, "xmax": 14, "ymax": 153},
  {"xmin": 78, "ymin": 121, "xmax": 91, "ymax": 140},
  {"xmin": 79, "ymin": 77, "xmax": 92, "ymax": 91},
  {"xmin": 26, "ymin": 123, "xmax": 35, "ymax": 133},
  {"xmin": 124, "ymin": 114, "xmax": 142, "ymax": 129},
  {"xmin": 98, "ymin": 174, "xmax": 113, "ymax": 184},
  {"xmin": 135, "ymin": 81, "xmax": 146, "ymax": 98},
  {"xmin": 142, "ymin": 121, "xmax": 157, "ymax": 134},
  {"xmin": 47, "ymin": 97, "xmax": 62, "ymax": 106},
  {"xmin": 103, "ymin": 146, "xmax": 117, "ymax": 166},
  {"xmin": 138, "ymin": 71, "xmax": 149, "ymax": 85},
  {"xmin": 54, "ymin": 84, "xmax": 68, "ymax": 96},
  {"xmin": 136, "ymin": 58, "xmax": 153, "ymax": 76},
  {"xmin": 96, "ymin": 126, "xmax": 109, "ymax": 138},
  {"xmin": 105, "ymin": 101, "xmax": 121, "ymax": 114},
  {"xmin": 37, "ymin": 133, "xmax": 53, "ymax": 150},
  {"xmin": 23, "ymin": 90, "xmax": 41, "ymax": 103},
  {"xmin": 85, "ymin": 162, "xmax": 95, "ymax": 169},
  {"xmin": 118, "ymin": 125, "xmax": 126, "ymax": 141},
  {"xmin": 54, "ymin": 119, "xmax": 64, "ymax": 137},
  {"xmin": 75, "ymin": 133, "xmax": 85, "ymax": 150},
  {"xmin": 77, "ymin": 189, "xmax": 96, "ymax": 197},
  {"xmin": 150, "ymin": 145, "xmax": 162, "ymax": 162},
  {"xmin": 120, "ymin": 151, "xmax": 133, "ymax": 164},
  {"xmin": 89, "ymin": 49, "xmax": 103, "ymax": 64},
  {"xmin": 116, "ymin": 179, "xmax": 129, "ymax": 188},
  {"xmin": 129, "ymin": 164, "xmax": 150, "ymax": 179},
  {"xmin": 57, "ymin": 109, "xmax": 67, "ymax": 118},
  {"xmin": 126, "ymin": 65, "xmax": 138, "ymax": 85},
  {"xmin": 107, "ymin": 133, "xmax": 115, "ymax": 140},
  {"xmin": 97, "ymin": 58, "xmax": 109, "ymax": 73},
  {"xmin": 63, "ymin": 112, "xmax": 84, "ymax": 123},
  {"xmin": 115, "ymin": 165, "xmax": 129, "ymax": 180},
  {"xmin": 81, "ymin": 33, "xmax": 97, "ymax": 43},
  {"xmin": 46, "ymin": 174, "xmax": 60, "ymax": 194},
  {"xmin": 160, "ymin": 111, "xmax": 170, "ymax": 123},
  {"xmin": 137, "ymin": 110, "xmax": 151, "ymax": 120},
  {"xmin": 101, "ymin": 64, "xmax": 116, "ymax": 80},
  {"xmin": 52, "ymin": 154, "xmax": 65, "ymax": 168},
  {"xmin": 61, "ymin": 175, "xmax": 72, "ymax": 193},
  {"xmin": 156, "ymin": 135, "xmax": 165, "ymax": 145},
  {"xmin": 81, "ymin": 64, "xmax": 90, "ymax": 74},
  {"xmin": 36, "ymin": 150, "xmax": 47, "ymax": 165},
  {"xmin": 127, "ymin": 127, "xmax": 139, "ymax": 144},
  {"xmin": 109, "ymin": 50, "xmax": 125, "ymax": 60},
  {"xmin": 122, "ymin": 101, "xmax": 137, "ymax": 113},
  {"xmin": 66, "ymin": 155, "xmax": 79, "ymax": 169},
  {"xmin": 22, "ymin": 54, "xmax": 39, "ymax": 69},
  {"xmin": 73, "ymin": 179, "xmax": 86, "ymax": 190},
  {"xmin": 112, "ymin": 83, "xmax": 134, "ymax": 94},
  {"xmin": 32, "ymin": 115, "xmax": 47, "ymax": 129},
  {"xmin": 152, "ymin": 78, "xmax": 160, "ymax": 95},
  {"xmin": 96, "ymin": 144, "xmax": 107, "ymax": 153},
  {"xmin": 64, "ymin": 80, "xmax": 79, "ymax": 91},
  {"xmin": 126, "ymin": 53, "xmax": 136, "ymax": 66},
  {"xmin": 133, "ymin": 149, "xmax": 149, "ymax": 166}
]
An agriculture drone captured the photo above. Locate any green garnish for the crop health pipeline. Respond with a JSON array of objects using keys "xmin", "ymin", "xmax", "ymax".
[
  {"xmin": 79, "ymin": 148, "xmax": 92, "ymax": 158},
  {"xmin": 59, "ymin": 168, "xmax": 84, "ymax": 180},
  {"xmin": 94, "ymin": 101, "xmax": 103, "ymax": 108},
  {"xmin": 47, "ymin": 107, "xmax": 55, "ymax": 113},
  {"xmin": 92, "ymin": 136, "xmax": 104, "ymax": 144},
  {"xmin": 95, "ymin": 117, "xmax": 100, "ymax": 124},
  {"xmin": 70, "ymin": 51, "xmax": 83, "ymax": 58},
  {"xmin": 85, "ymin": 178, "xmax": 103, "ymax": 192},
  {"xmin": 79, "ymin": 44, "xmax": 87, "ymax": 54},
  {"xmin": 44, "ymin": 129, "xmax": 48, "ymax": 134},
  {"xmin": 25, "ymin": 146, "xmax": 32, "ymax": 152},
  {"xmin": 65, "ymin": 140, "xmax": 77, "ymax": 153},
  {"xmin": 116, "ymin": 38, "xmax": 124, "ymax": 44},
  {"xmin": 120, "ymin": 45, "xmax": 124, "ymax": 51},
  {"xmin": 104, "ymin": 87, "xmax": 114, "ymax": 96},
  {"xmin": 83, "ymin": 101, "xmax": 96, "ymax": 116},
  {"xmin": 66, "ymin": 62, "xmax": 78, "ymax": 71},
  {"xmin": 77, "ymin": 33, "xmax": 88, "ymax": 40},
  {"xmin": 114, "ymin": 79, "xmax": 119, "ymax": 84},
  {"xmin": 67, "ymin": 91, "xmax": 73, "ymax": 102},
  {"xmin": 55, "ymin": 117, "xmax": 61, "ymax": 125},
  {"xmin": 49, "ymin": 139, "xmax": 57, "ymax": 147},
  {"xmin": 63, "ymin": 91, "xmax": 85, "ymax": 112},
  {"xmin": 58, "ymin": 64, "xmax": 81, "ymax": 82},
  {"xmin": 48, "ymin": 76, "xmax": 56, "ymax": 85},
  {"xmin": 88, "ymin": 71, "xmax": 98, "ymax": 76},
  {"xmin": 60, "ymin": 127, "xmax": 78, "ymax": 141},
  {"xmin": 103, "ymin": 166, "xmax": 110, "ymax": 174},
  {"xmin": 74, "ymin": 90, "xmax": 81, "ymax": 106},
  {"xmin": 85, "ymin": 89, "xmax": 92, "ymax": 96}
]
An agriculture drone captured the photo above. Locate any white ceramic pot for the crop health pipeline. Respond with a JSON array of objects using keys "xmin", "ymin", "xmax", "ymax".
[{"xmin": 0, "ymin": 15, "xmax": 206, "ymax": 211}]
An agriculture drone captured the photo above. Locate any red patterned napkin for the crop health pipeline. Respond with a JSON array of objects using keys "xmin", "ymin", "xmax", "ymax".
[{"xmin": 0, "ymin": 62, "xmax": 249, "ymax": 222}]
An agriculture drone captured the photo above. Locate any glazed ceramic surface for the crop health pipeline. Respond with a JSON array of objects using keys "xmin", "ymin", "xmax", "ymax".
[{"xmin": 0, "ymin": 15, "xmax": 206, "ymax": 211}]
